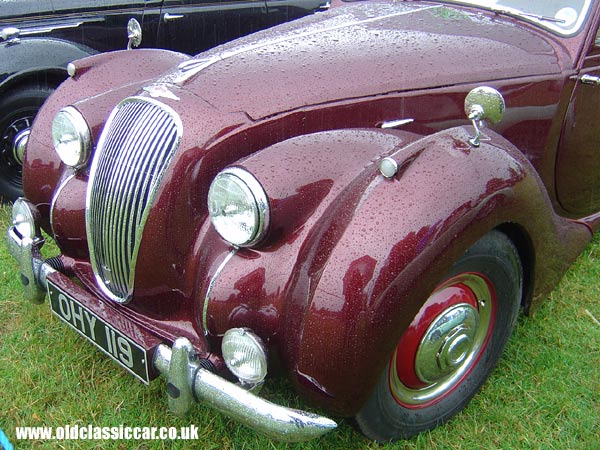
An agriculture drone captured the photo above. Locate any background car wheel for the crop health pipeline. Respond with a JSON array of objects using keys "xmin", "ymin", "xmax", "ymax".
[
  {"xmin": 0, "ymin": 84, "xmax": 54, "ymax": 202},
  {"xmin": 355, "ymin": 230, "xmax": 522, "ymax": 442}
]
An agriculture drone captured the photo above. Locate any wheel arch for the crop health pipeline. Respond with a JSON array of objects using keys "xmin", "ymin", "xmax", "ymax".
[
  {"xmin": 355, "ymin": 227, "xmax": 524, "ymax": 441},
  {"xmin": 0, "ymin": 37, "xmax": 98, "ymax": 96},
  {"xmin": 496, "ymin": 222, "xmax": 535, "ymax": 314},
  {"xmin": 0, "ymin": 68, "xmax": 67, "ymax": 97},
  {"xmin": 286, "ymin": 126, "xmax": 591, "ymax": 415}
]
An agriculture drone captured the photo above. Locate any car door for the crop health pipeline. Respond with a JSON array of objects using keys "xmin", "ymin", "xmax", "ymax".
[
  {"xmin": 156, "ymin": 0, "xmax": 270, "ymax": 55},
  {"xmin": 32, "ymin": 0, "xmax": 153, "ymax": 52},
  {"xmin": 556, "ymin": 25, "xmax": 600, "ymax": 217}
]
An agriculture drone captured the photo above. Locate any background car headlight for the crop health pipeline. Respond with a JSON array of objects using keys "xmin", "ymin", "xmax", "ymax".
[
  {"xmin": 222, "ymin": 328, "xmax": 268, "ymax": 385},
  {"xmin": 207, "ymin": 167, "xmax": 269, "ymax": 247},
  {"xmin": 52, "ymin": 106, "xmax": 91, "ymax": 168}
]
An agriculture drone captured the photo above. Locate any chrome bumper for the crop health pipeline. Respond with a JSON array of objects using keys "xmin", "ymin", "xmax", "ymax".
[
  {"xmin": 154, "ymin": 338, "xmax": 337, "ymax": 442},
  {"xmin": 6, "ymin": 199, "xmax": 337, "ymax": 442},
  {"xmin": 5, "ymin": 200, "xmax": 54, "ymax": 304}
]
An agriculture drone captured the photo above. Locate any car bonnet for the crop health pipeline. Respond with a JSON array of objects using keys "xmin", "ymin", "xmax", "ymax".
[{"xmin": 160, "ymin": 1, "xmax": 561, "ymax": 121}]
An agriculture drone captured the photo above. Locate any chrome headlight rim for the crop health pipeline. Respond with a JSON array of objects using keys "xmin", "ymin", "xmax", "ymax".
[
  {"xmin": 52, "ymin": 105, "xmax": 91, "ymax": 169},
  {"xmin": 208, "ymin": 167, "xmax": 270, "ymax": 248}
]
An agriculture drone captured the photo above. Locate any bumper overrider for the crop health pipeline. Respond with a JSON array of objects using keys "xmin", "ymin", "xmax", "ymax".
[{"xmin": 6, "ymin": 198, "xmax": 337, "ymax": 442}]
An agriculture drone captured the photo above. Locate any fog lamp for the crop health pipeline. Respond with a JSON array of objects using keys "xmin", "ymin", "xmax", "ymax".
[
  {"xmin": 222, "ymin": 328, "xmax": 268, "ymax": 386},
  {"xmin": 52, "ymin": 106, "xmax": 91, "ymax": 168},
  {"xmin": 11, "ymin": 198, "xmax": 40, "ymax": 240}
]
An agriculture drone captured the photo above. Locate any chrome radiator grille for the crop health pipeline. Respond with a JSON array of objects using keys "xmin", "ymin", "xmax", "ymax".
[{"xmin": 86, "ymin": 97, "xmax": 183, "ymax": 303}]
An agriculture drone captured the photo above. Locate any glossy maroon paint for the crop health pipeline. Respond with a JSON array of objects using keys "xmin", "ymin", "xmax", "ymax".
[
  {"xmin": 22, "ymin": 1, "xmax": 600, "ymax": 416},
  {"xmin": 187, "ymin": 3, "xmax": 563, "ymax": 120},
  {"xmin": 208, "ymin": 126, "xmax": 589, "ymax": 414}
]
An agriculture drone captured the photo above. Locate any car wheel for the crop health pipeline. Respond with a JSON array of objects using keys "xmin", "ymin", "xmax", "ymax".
[
  {"xmin": 356, "ymin": 230, "xmax": 522, "ymax": 442},
  {"xmin": 0, "ymin": 84, "xmax": 54, "ymax": 202}
]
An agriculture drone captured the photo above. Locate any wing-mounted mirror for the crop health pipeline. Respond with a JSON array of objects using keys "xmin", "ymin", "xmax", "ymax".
[
  {"xmin": 127, "ymin": 18, "xmax": 142, "ymax": 50},
  {"xmin": 464, "ymin": 86, "xmax": 505, "ymax": 147}
]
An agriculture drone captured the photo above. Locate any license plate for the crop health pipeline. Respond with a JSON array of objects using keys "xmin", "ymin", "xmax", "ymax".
[{"xmin": 48, "ymin": 280, "xmax": 151, "ymax": 383}]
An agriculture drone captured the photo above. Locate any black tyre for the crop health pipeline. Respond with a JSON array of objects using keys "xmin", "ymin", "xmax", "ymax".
[
  {"xmin": 0, "ymin": 84, "xmax": 54, "ymax": 202},
  {"xmin": 356, "ymin": 230, "xmax": 522, "ymax": 442}
]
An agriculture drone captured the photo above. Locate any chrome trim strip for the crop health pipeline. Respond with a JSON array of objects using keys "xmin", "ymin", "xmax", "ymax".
[
  {"xmin": 19, "ymin": 21, "xmax": 86, "ymax": 36},
  {"xmin": 50, "ymin": 173, "xmax": 76, "ymax": 236},
  {"xmin": 17, "ymin": 17, "xmax": 105, "ymax": 37},
  {"xmin": 379, "ymin": 118, "xmax": 414, "ymax": 129},
  {"xmin": 202, "ymin": 248, "xmax": 237, "ymax": 335}
]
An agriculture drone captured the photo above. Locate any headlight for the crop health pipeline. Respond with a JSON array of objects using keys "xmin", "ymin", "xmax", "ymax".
[
  {"xmin": 52, "ymin": 106, "xmax": 91, "ymax": 168},
  {"xmin": 207, "ymin": 167, "xmax": 269, "ymax": 247},
  {"xmin": 222, "ymin": 328, "xmax": 268, "ymax": 385}
]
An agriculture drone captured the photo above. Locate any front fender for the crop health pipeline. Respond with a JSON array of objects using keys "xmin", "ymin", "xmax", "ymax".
[
  {"xmin": 291, "ymin": 126, "xmax": 589, "ymax": 415},
  {"xmin": 0, "ymin": 37, "xmax": 95, "ymax": 92},
  {"xmin": 24, "ymin": 48, "xmax": 190, "ymax": 212},
  {"xmin": 205, "ymin": 126, "xmax": 590, "ymax": 415}
]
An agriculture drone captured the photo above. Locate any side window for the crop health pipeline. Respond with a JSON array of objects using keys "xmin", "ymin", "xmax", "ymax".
[{"xmin": 584, "ymin": 23, "xmax": 600, "ymax": 65}]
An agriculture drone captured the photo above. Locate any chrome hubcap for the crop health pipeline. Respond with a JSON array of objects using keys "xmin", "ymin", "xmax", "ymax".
[
  {"xmin": 12, "ymin": 128, "xmax": 29, "ymax": 166},
  {"xmin": 389, "ymin": 273, "xmax": 495, "ymax": 407},
  {"xmin": 415, "ymin": 304, "xmax": 479, "ymax": 384},
  {"xmin": 1, "ymin": 115, "xmax": 32, "ymax": 189}
]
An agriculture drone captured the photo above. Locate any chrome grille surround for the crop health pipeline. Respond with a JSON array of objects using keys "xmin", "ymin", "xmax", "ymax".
[{"xmin": 86, "ymin": 96, "xmax": 183, "ymax": 303}]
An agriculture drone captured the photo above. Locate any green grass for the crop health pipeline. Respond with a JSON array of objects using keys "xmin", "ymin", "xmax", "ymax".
[{"xmin": 0, "ymin": 204, "xmax": 598, "ymax": 449}]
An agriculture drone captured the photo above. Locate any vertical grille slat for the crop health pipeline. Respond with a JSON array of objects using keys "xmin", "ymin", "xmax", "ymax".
[{"xmin": 86, "ymin": 97, "xmax": 183, "ymax": 303}]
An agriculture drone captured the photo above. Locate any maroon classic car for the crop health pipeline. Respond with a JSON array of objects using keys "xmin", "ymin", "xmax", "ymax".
[
  {"xmin": 0, "ymin": 0, "xmax": 327, "ymax": 202},
  {"xmin": 6, "ymin": 0, "xmax": 600, "ymax": 442}
]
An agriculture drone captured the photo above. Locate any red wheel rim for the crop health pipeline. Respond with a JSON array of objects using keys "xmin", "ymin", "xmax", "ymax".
[{"xmin": 389, "ymin": 273, "xmax": 497, "ymax": 408}]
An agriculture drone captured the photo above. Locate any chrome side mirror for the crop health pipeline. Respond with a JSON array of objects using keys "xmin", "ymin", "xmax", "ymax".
[
  {"xmin": 127, "ymin": 18, "xmax": 142, "ymax": 50},
  {"xmin": 464, "ymin": 86, "xmax": 505, "ymax": 147}
]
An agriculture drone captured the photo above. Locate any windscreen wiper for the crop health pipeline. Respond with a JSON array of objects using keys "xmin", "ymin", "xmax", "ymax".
[{"xmin": 494, "ymin": 7, "xmax": 566, "ymax": 24}]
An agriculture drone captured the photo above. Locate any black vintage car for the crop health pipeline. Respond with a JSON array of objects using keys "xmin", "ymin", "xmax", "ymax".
[{"xmin": 0, "ymin": 0, "xmax": 327, "ymax": 201}]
